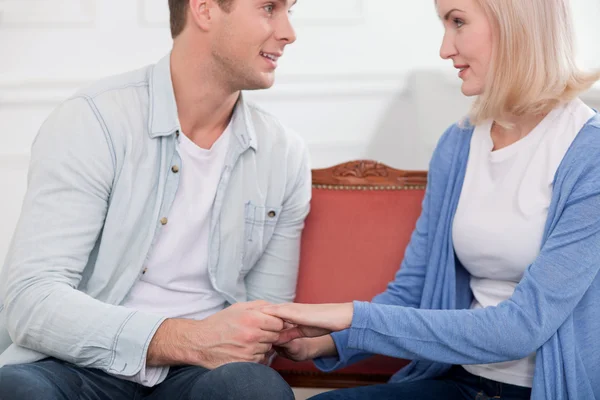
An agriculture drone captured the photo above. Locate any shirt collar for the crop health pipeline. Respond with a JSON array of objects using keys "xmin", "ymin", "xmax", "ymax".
[{"xmin": 148, "ymin": 53, "xmax": 258, "ymax": 151}]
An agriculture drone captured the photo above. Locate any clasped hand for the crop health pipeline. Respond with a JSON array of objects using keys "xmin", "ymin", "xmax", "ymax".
[
  {"xmin": 260, "ymin": 302, "xmax": 354, "ymax": 362},
  {"xmin": 148, "ymin": 301, "xmax": 353, "ymax": 368}
]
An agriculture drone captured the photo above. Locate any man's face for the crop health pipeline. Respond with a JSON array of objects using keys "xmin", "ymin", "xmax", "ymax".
[{"xmin": 210, "ymin": 0, "xmax": 297, "ymax": 91}]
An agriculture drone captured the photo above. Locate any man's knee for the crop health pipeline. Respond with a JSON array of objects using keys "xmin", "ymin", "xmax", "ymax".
[
  {"xmin": 0, "ymin": 363, "xmax": 67, "ymax": 400},
  {"xmin": 194, "ymin": 362, "xmax": 294, "ymax": 400}
]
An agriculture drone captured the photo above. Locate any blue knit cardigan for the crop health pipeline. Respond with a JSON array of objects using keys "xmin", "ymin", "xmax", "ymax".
[{"xmin": 316, "ymin": 113, "xmax": 600, "ymax": 399}]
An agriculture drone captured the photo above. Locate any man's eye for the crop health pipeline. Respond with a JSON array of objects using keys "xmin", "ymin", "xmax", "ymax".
[{"xmin": 264, "ymin": 4, "xmax": 274, "ymax": 13}]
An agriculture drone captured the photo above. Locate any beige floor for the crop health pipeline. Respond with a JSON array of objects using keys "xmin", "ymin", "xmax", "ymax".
[{"xmin": 292, "ymin": 387, "xmax": 332, "ymax": 400}]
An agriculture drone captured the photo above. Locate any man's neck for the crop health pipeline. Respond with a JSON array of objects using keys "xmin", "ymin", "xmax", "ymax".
[{"xmin": 170, "ymin": 45, "xmax": 239, "ymax": 149}]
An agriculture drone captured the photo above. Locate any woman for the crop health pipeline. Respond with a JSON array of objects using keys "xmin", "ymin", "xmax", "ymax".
[{"xmin": 262, "ymin": 0, "xmax": 600, "ymax": 398}]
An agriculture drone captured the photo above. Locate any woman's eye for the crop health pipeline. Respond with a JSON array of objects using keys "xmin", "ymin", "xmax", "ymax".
[{"xmin": 454, "ymin": 18, "xmax": 464, "ymax": 28}]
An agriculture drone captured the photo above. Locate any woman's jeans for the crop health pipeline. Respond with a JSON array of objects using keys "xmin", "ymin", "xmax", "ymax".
[{"xmin": 311, "ymin": 365, "xmax": 532, "ymax": 400}]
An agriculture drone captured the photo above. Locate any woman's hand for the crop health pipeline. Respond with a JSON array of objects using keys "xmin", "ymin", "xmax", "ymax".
[
  {"xmin": 274, "ymin": 335, "xmax": 338, "ymax": 362},
  {"xmin": 261, "ymin": 303, "xmax": 354, "ymax": 343},
  {"xmin": 274, "ymin": 338, "xmax": 314, "ymax": 362}
]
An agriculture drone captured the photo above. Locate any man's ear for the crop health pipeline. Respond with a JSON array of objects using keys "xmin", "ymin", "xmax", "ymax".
[{"xmin": 188, "ymin": 0, "xmax": 216, "ymax": 31}]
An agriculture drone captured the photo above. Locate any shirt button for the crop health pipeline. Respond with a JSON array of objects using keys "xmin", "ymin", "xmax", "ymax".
[
  {"xmin": 175, "ymin": 130, "xmax": 180, "ymax": 138},
  {"xmin": 160, "ymin": 217, "xmax": 168, "ymax": 225},
  {"xmin": 268, "ymin": 210, "xmax": 277, "ymax": 218},
  {"xmin": 142, "ymin": 268, "xmax": 148, "ymax": 275},
  {"xmin": 171, "ymin": 165, "xmax": 180, "ymax": 173}
]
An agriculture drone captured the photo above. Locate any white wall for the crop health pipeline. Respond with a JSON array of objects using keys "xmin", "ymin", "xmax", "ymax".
[{"xmin": 1, "ymin": 0, "xmax": 600, "ymax": 266}]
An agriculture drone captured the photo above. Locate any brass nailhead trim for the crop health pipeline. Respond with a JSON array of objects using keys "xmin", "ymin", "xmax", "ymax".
[{"xmin": 312, "ymin": 184, "xmax": 426, "ymax": 191}]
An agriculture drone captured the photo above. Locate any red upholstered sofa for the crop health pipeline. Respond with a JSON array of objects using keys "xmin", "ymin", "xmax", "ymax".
[{"xmin": 271, "ymin": 160, "xmax": 428, "ymax": 388}]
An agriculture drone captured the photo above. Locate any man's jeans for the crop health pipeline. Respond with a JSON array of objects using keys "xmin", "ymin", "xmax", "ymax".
[{"xmin": 0, "ymin": 358, "xmax": 294, "ymax": 400}]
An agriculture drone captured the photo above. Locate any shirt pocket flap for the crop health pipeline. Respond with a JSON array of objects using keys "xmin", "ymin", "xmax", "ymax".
[{"xmin": 242, "ymin": 202, "xmax": 282, "ymax": 270}]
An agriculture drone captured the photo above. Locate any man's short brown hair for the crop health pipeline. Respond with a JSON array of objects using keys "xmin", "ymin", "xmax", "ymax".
[{"xmin": 168, "ymin": 0, "xmax": 234, "ymax": 38}]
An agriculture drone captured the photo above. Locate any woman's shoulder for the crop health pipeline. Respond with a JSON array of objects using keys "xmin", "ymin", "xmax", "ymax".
[
  {"xmin": 556, "ymin": 113, "xmax": 600, "ymax": 190},
  {"xmin": 566, "ymin": 113, "xmax": 600, "ymax": 162},
  {"xmin": 429, "ymin": 119, "xmax": 474, "ymax": 170},
  {"xmin": 573, "ymin": 112, "xmax": 600, "ymax": 142}
]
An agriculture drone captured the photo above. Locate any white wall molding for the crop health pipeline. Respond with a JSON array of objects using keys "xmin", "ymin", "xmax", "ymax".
[
  {"xmin": 0, "ymin": 81, "xmax": 86, "ymax": 105},
  {"xmin": 0, "ymin": 144, "xmax": 367, "ymax": 173},
  {"xmin": 2, "ymin": 73, "xmax": 599, "ymax": 108},
  {"xmin": 0, "ymin": 0, "xmax": 95, "ymax": 28},
  {"xmin": 3, "ymin": 71, "xmax": 599, "ymax": 105},
  {"xmin": 0, "ymin": 74, "xmax": 408, "ymax": 106},
  {"xmin": 138, "ymin": 0, "xmax": 365, "ymax": 28}
]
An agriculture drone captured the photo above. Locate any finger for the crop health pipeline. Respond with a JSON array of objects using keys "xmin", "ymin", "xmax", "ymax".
[
  {"xmin": 253, "ymin": 354, "xmax": 268, "ymax": 364},
  {"xmin": 260, "ymin": 304, "xmax": 308, "ymax": 325},
  {"xmin": 262, "ymin": 303, "xmax": 346, "ymax": 331},
  {"xmin": 259, "ymin": 348, "xmax": 277, "ymax": 365},
  {"xmin": 300, "ymin": 326, "xmax": 332, "ymax": 338},
  {"xmin": 257, "ymin": 330, "xmax": 280, "ymax": 344},
  {"xmin": 274, "ymin": 342, "xmax": 301, "ymax": 361},
  {"xmin": 275, "ymin": 327, "xmax": 303, "ymax": 345},
  {"xmin": 265, "ymin": 348, "xmax": 276, "ymax": 359},
  {"xmin": 255, "ymin": 312, "xmax": 285, "ymax": 332},
  {"xmin": 276, "ymin": 326, "xmax": 331, "ymax": 345},
  {"xmin": 253, "ymin": 343, "xmax": 273, "ymax": 355},
  {"xmin": 283, "ymin": 321, "xmax": 297, "ymax": 330}
]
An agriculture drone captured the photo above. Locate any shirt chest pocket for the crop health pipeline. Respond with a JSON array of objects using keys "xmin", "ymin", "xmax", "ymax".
[{"xmin": 242, "ymin": 202, "xmax": 282, "ymax": 271}]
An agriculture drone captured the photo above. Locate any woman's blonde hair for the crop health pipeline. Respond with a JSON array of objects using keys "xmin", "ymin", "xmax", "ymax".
[{"xmin": 470, "ymin": 0, "xmax": 600, "ymax": 126}]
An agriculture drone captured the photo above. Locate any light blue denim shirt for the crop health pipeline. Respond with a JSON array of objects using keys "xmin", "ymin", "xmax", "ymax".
[{"xmin": 0, "ymin": 54, "xmax": 311, "ymax": 378}]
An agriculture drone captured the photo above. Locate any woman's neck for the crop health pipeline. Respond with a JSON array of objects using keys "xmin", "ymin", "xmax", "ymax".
[{"xmin": 490, "ymin": 112, "xmax": 549, "ymax": 151}]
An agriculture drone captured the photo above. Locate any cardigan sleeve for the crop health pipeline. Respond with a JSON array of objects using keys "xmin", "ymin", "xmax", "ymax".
[{"xmin": 345, "ymin": 134, "xmax": 600, "ymax": 365}]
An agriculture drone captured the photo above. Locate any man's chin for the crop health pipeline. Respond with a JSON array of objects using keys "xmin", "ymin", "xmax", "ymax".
[
  {"xmin": 242, "ymin": 73, "xmax": 275, "ymax": 91},
  {"xmin": 243, "ymin": 83, "xmax": 274, "ymax": 91}
]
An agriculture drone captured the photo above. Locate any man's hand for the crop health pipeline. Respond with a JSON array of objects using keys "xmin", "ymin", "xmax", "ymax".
[{"xmin": 147, "ymin": 300, "xmax": 284, "ymax": 369}]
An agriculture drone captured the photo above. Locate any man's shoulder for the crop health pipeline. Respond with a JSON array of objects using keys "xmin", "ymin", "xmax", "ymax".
[
  {"xmin": 71, "ymin": 64, "xmax": 152, "ymax": 102},
  {"xmin": 44, "ymin": 66, "xmax": 152, "ymax": 152}
]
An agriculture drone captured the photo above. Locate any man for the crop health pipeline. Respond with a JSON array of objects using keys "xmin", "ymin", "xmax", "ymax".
[{"xmin": 0, "ymin": 0, "xmax": 309, "ymax": 398}]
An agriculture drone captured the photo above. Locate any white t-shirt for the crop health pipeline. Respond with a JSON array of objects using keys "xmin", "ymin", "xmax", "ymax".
[
  {"xmin": 452, "ymin": 98, "xmax": 595, "ymax": 387},
  {"xmin": 120, "ymin": 123, "xmax": 231, "ymax": 385}
]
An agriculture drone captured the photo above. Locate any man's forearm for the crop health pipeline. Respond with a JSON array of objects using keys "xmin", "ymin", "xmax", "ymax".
[
  {"xmin": 147, "ymin": 319, "xmax": 205, "ymax": 367},
  {"xmin": 4, "ymin": 283, "xmax": 164, "ymax": 376}
]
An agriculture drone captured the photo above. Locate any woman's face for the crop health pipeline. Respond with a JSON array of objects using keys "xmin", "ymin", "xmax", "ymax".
[{"xmin": 437, "ymin": 0, "xmax": 494, "ymax": 96}]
